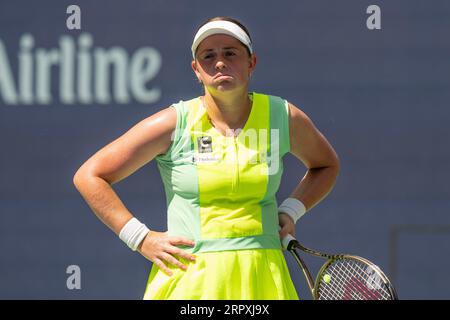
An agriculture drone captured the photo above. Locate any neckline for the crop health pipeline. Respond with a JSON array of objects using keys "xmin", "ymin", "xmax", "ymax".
[{"xmin": 199, "ymin": 92, "xmax": 255, "ymax": 139}]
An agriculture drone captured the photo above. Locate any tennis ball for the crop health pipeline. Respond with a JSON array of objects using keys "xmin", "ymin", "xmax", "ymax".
[{"xmin": 323, "ymin": 274, "xmax": 331, "ymax": 283}]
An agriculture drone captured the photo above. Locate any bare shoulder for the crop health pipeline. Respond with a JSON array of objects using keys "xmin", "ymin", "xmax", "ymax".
[
  {"xmin": 75, "ymin": 105, "xmax": 177, "ymax": 184},
  {"xmin": 287, "ymin": 101, "xmax": 319, "ymax": 147},
  {"xmin": 118, "ymin": 105, "xmax": 177, "ymax": 157},
  {"xmin": 136, "ymin": 105, "xmax": 177, "ymax": 146},
  {"xmin": 287, "ymin": 101, "xmax": 315, "ymax": 132},
  {"xmin": 287, "ymin": 101, "xmax": 339, "ymax": 169}
]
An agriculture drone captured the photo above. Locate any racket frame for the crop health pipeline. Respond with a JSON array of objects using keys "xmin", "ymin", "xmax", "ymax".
[{"xmin": 286, "ymin": 239, "xmax": 398, "ymax": 300}]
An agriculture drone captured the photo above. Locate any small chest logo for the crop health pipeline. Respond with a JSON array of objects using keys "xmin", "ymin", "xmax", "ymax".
[
  {"xmin": 197, "ymin": 136, "xmax": 213, "ymax": 153},
  {"xmin": 193, "ymin": 135, "xmax": 220, "ymax": 164}
]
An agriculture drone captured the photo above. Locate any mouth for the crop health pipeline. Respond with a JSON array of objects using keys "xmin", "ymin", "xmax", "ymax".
[{"xmin": 214, "ymin": 73, "xmax": 232, "ymax": 80}]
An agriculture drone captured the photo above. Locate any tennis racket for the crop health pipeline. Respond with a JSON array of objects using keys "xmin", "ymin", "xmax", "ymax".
[{"xmin": 281, "ymin": 234, "xmax": 398, "ymax": 300}]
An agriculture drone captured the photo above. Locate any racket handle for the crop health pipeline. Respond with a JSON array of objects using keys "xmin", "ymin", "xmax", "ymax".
[
  {"xmin": 278, "ymin": 226, "xmax": 297, "ymax": 250},
  {"xmin": 282, "ymin": 233, "xmax": 297, "ymax": 250}
]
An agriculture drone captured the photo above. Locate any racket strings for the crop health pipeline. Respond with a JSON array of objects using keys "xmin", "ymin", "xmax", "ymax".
[
  {"xmin": 319, "ymin": 262, "xmax": 371, "ymax": 300},
  {"xmin": 318, "ymin": 278, "xmax": 344, "ymax": 299},
  {"xmin": 316, "ymin": 263, "xmax": 349, "ymax": 299},
  {"xmin": 320, "ymin": 263, "xmax": 356, "ymax": 299},
  {"xmin": 329, "ymin": 260, "xmax": 390, "ymax": 300},
  {"xmin": 322, "ymin": 261, "xmax": 369, "ymax": 299},
  {"xmin": 333, "ymin": 260, "xmax": 389, "ymax": 300},
  {"xmin": 335, "ymin": 261, "xmax": 383, "ymax": 300},
  {"xmin": 343, "ymin": 260, "xmax": 391, "ymax": 299},
  {"xmin": 317, "ymin": 258, "xmax": 392, "ymax": 300}
]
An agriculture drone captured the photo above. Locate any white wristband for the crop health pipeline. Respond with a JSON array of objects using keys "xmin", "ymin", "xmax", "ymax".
[
  {"xmin": 278, "ymin": 198, "xmax": 307, "ymax": 224},
  {"xmin": 119, "ymin": 217, "xmax": 150, "ymax": 251}
]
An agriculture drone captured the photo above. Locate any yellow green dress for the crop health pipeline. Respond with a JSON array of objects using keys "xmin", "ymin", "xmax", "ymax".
[{"xmin": 143, "ymin": 92, "xmax": 299, "ymax": 300}]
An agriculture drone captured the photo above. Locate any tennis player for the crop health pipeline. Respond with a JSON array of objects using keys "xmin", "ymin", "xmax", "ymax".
[{"xmin": 73, "ymin": 16, "xmax": 340, "ymax": 299}]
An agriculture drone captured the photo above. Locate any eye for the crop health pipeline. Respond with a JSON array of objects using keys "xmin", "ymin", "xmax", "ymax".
[
  {"xmin": 203, "ymin": 53, "xmax": 214, "ymax": 59},
  {"xmin": 225, "ymin": 51, "xmax": 236, "ymax": 56}
]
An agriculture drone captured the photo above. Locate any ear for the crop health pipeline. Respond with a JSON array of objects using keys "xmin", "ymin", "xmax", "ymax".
[
  {"xmin": 248, "ymin": 53, "xmax": 257, "ymax": 76},
  {"xmin": 191, "ymin": 60, "xmax": 202, "ymax": 83}
]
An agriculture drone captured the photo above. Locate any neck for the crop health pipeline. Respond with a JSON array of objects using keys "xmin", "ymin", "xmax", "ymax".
[{"xmin": 202, "ymin": 89, "xmax": 252, "ymax": 130}]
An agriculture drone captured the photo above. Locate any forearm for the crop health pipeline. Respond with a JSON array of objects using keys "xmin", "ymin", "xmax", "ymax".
[
  {"xmin": 289, "ymin": 165, "xmax": 339, "ymax": 211},
  {"xmin": 73, "ymin": 173, "xmax": 133, "ymax": 235}
]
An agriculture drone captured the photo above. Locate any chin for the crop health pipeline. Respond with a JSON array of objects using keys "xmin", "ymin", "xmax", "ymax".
[
  {"xmin": 206, "ymin": 81, "xmax": 244, "ymax": 94},
  {"xmin": 216, "ymin": 85, "xmax": 239, "ymax": 93}
]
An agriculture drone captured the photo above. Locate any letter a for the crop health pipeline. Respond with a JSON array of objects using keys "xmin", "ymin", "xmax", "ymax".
[
  {"xmin": 66, "ymin": 265, "xmax": 81, "ymax": 290},
  {"xmin": 66, "ymin": 5, "xmax": 81, "ymax": 30},
  {"xmin": 366, "ymin": 5, "xmax": 381, "ymax": 30}
]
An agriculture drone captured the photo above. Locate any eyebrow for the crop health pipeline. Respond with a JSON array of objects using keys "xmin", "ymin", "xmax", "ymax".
[{"xmin": 199, "ymin": 47, "xmax": 239, "ymax": 54}]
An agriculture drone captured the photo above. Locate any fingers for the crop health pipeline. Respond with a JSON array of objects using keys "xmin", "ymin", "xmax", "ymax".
[
  {"xmin": 152, "ymin": 258, "xmax": 173, "ymax": 276},
  {"xmin": 169, "ymin": 237, "xmax": 196, "ymax": 247},
  {"xmin": 166, "ymin": 246, "xmax": 196, "ymax": 262},
  {"xmin": 139, "ymin": 234, "xmax": 197, "ymax": 276},
  {"xmin": 153, "ymin": 249, "xmax": 195, "ymax": 276},
  {"xmin": 278, "ymin": 224, "xmax": 296, "ymax": 239},
  {"xmin": 278, "ymin": 225, "xmax": 289, "ymax": 239},
  {"xmin": 161, "ymin": 252, "xmax": 188, "ymax": 271}
]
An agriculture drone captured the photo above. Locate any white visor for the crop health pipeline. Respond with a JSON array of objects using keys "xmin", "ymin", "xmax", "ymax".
[{"xmin": 191, "ymin": 20, "xmax": 253, "ymax": 59}]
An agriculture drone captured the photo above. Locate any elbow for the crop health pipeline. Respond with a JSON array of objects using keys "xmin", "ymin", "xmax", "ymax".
[
  {"xmin": 73, "ymin": 167, "xmax": 86, "ymax": 191},
  {"xmin": 330, "ymin": 153, "xmax": 341, "ymax": 180},
  {"xmin": 334, "ymin": 153, "xmax": 341, "ymax": 172},
  {"xmin": 73, "ymin": 164, "xmax": 111, "ymax": 191},
  {"xmin": 73, "ymin": 165, "xmax": 95, "ymax": 191}
]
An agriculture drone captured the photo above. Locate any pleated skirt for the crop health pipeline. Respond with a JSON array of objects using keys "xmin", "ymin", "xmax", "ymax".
[{"xmin": 143, "ymin": 248, "xmax": 299, "ymax": 300}]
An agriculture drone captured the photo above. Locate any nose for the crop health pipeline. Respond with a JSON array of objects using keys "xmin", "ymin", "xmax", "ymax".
[{"xmin": 215, "ymin": 59, "xmax": 227, "ymax": 70}]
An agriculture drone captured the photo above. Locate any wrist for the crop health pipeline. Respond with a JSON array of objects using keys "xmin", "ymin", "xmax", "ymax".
[
  {"xmin": 278, "ymin": 198, "xmax": 307, "ymax": 224},
  {"xmin": 119, "ymin": 217, "xmax": 150, "ymax": 251},
  {"xmin": 279, "ymin": 211, "xmax": 295, "ymax": 224}
]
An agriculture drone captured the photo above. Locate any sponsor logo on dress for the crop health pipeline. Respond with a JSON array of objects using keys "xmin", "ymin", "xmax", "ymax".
[
  {"xmin": 192, "ymin": 153, "xmax": 221, "ymax": 164},
  {"xmin": 193, "ymin": 135, "xmax": 220, "ymax": 163},
  {"xmin": 197, "ymin": 135, "xmax": 213, "ymax": 153}
]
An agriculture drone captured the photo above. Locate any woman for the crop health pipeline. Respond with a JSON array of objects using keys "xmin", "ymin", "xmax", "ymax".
[{"xmin": 73, "ymin": 16, "xmax": 340, "ymax": 300}]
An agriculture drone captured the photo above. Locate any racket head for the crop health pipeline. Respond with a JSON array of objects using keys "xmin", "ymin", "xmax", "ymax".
[{"xmin": 314, "ymin": 255, "xmax": 398, "ymax": 300}]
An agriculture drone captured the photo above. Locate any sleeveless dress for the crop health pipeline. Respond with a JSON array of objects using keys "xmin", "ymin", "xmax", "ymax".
[{"xmin": 143, "ymin": 92, "xmax": 299, "ymax": 300}]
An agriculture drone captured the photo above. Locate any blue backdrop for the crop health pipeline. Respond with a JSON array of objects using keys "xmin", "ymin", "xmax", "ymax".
[{"xmin": 0, "ymin": 0, "xmax": 449, "ymax": 299}]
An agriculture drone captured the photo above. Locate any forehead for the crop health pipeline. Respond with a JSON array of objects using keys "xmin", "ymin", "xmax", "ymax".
[{"xmin": 196, "ymin": 34, "xmax": 245, "ymax": 52}]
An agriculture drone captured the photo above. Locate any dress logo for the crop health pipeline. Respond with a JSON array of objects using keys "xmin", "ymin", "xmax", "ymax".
[
  {"xmin": 192, "ymin": 136, "xmax": 220, "ymax": 164},
  {"xmin": 197, "ymin": 136, "xmax": 213, "ymax": 153}
]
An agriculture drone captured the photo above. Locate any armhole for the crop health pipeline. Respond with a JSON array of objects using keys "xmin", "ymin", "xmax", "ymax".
[
  {"xmin": 268, "ymin": 94, "xmax": 291, "ymax": 157},
  {"xmin": 283, "ymin": 99, "xmax": 291, "ymax": 154},
  {"xmin": 156, "ymin": 101, "xmax": 183, "ymax": 162}
]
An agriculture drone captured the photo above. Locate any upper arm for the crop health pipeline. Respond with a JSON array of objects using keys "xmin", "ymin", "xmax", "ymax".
[
  {"xmin": 74, "ymin": 106, "xmax": 177, "ymax": 185},
  {"xmin": 288, "ymin": 102, "xmax": 340, "ymax": 169}
]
